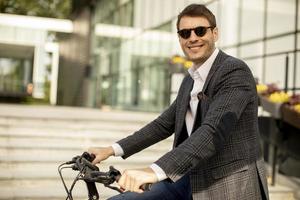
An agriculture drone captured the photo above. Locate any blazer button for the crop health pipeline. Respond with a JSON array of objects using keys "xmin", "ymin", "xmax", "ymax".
[{"xmin": 197, "ymin": 92, "xmax": 204, "ymax": 100}]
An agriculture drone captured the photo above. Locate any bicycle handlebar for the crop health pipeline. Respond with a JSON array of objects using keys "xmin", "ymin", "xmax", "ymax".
[{"xmin": 59, "ymin": 152, "xmax": 152, "ymax": 200}]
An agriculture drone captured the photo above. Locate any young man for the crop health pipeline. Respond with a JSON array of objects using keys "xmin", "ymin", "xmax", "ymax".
[{"xmin": 88, "ymin": 4, "xmax": 269, "ymax": 200}]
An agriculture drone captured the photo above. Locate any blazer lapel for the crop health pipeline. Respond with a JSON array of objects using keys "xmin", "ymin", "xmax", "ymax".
[
  {"xmin": 181, "ymin": 76, "xmax": 193, "ymax": 111},
  {"xmin": 175, "ymin": 76, "xmax": 193, "ymax": 142},
  {"xmin": 202, "ymin": 50, "xmax": 229, "ymax": 93}
]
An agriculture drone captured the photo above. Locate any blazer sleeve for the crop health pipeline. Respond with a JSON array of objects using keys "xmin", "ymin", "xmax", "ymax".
[
  {"xmin": 155, "ymin": 60, "xmax": 257, "ymax": 182},
  {"xmin": 116, "ymin": 97, "xmax": 177, "ymax": 159}
]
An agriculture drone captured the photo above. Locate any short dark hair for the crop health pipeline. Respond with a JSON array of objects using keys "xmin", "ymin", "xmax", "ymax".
[{"xmin": 176, "ymin": 4, "xmax": 216, "ymax": 30}]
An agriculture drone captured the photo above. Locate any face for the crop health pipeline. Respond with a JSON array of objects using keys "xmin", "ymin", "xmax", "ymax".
[{"xmin": 178, "ymin": 16, "xmax": 218, "ymax": 66}]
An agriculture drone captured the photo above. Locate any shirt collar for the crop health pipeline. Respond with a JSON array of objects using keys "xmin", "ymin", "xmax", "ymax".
[{"xmin": 188, "ymin": 48, "xmax": 219, "ymax": 81}]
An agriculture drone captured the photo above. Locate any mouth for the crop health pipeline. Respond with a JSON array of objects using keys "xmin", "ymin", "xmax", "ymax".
[{"xmin": 188, "ymin": 44, "xmax": 204, "ymax": 51}]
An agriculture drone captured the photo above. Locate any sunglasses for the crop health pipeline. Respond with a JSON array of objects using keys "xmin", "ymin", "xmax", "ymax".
[{"xmin": 177, "ymin": 26, "xmax": 214, "ymax": 39}]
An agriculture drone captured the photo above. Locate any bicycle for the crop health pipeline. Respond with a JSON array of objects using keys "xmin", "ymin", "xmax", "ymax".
[{"xmin": 58, "ymin": 152, "xmax": 151, "ymax": 200}]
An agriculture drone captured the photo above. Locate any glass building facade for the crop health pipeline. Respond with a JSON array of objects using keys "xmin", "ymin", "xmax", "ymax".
[{"xmin": 91, "ymin": 0, "xmax": 300, "ymax": 112}]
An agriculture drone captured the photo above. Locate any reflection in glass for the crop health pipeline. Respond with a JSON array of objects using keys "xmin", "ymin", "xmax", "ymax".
[{"xmin": 0, "ymin": 58, "xmax": 32, "ymax": 96}]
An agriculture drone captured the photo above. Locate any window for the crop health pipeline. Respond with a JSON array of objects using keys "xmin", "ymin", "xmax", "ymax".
[
  {"xmin": 267, "ymin": 0, "xmax": 295, "ymax": 36},
  {"xmin": 265, "ymin": 54, "xmax": 291, "ymax": 89},
  {"xmin": 219, "ymin": 0, "xmax": 240, "ymax": 46},
  {"xmin": 241, "ymin": 0, "xmax": 264, "ymax": 42},
  {"xmin": 265, "ymin": 35, "xmax": 294, "ymax": 55},
  {"xmin": 244, "ymin": 58, "xmax": 263, "ymax": 82},
  {"xmin": 240, "ymin": 42, "xmax": 263, "ymax": 58}
]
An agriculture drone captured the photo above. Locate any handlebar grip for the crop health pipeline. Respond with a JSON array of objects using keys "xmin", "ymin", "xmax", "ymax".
[
  {"xmin": 89, "ymin": 153, "xmax": 96, "ymax": 161},
  {"xmin": 82, "ymin": 158, "xmax": 99, "ymax": 171},
  {"xmin": 82, "ymin": 152, "xmax": 95, "ymax": 162}
]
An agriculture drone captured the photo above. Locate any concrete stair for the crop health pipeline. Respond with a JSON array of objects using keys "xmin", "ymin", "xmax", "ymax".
[
  {"xmin": 0, "ymin": 104, "xmax": 299, "ymax": 200},
  {"xmin": 0, "ymin": 104, "xmax": 172, "ymax": 200}
]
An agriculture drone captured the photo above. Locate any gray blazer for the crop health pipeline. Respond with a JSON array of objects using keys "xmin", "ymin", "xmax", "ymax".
[{"xmin": 117, "ymin": 50, "xmax": 269, "ymax": 200}]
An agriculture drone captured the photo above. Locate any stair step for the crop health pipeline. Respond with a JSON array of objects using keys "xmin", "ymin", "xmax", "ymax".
[
  {"xmin": 0, "ymin": 161, "xmax": 155, "ymax": 180},
  {"xmin": 0, "ymin": 104, "xmax": 158, "ymax": 123},
  {"xmin": 0, "ymin": 115, "xmax": 149, "ymax": 124},
  {"xmin": 0, "ymin": 147, "xmax": 170, "ymax": 163},
  {"xmin": 0, "ymin": 118, "xmax": 146, "ymax": 132},
  {"xmin": 0, "ymin": 179, "xmax": 119, "ymax": 200},
  {"xmin": 0, "ymin": 135, "xmax": 124, "ymax": 150},
  {"xmin": 0, "ymin": 135, "xmax": 173, "ymax": 150},
  {"xmin": 0, "ymin": 127, "xmax": 134, "ymax": 141}
]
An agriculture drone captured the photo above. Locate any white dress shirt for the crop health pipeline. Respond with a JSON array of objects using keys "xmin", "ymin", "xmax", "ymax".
[
  {"xmin": 112, "ymin": 48, "xmax": 220, "ymax": 181},
  {"xmin": 185, "ymin": 48, "xmax": 219, "ymax": 135}
]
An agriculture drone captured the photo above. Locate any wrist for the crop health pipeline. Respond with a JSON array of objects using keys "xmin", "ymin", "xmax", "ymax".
[
  {"xmin": 106, "ymin": 146, "xmax": 115, "ymax": 156},
  {"xmin": 144, "ymin": 167, "xmax": 159, "ymax": 182},
  {"xmin": 111, "ymin": 143, "xmax": 124, "ymax": 157}
]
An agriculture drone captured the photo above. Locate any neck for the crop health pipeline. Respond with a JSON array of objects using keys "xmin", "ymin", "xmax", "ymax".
[
  {"xmin": 193, "ymin": 47, "xmax": 216, "ymax": 69},
  {"xmin": 193, "ymin": 47, "xmax": 216, "ymax": 68}
]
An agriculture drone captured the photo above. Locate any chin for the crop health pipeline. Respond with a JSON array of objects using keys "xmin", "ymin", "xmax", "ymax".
[
  {"xmin": 187, "ymin": 52, "xmax": 204, "ymax": 59},
  {"xmin": 192, "ymin": 57, "xmax": 207, "ymax": 65},
  {"xmin": 189, "ymin": 56, "xmax": 204, "ymax": 62}
]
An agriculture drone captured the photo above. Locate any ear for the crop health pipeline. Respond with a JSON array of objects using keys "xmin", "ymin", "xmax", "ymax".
[{"xmin": 212, "ymin": 27, "xmax": 219, "ymax": 42}]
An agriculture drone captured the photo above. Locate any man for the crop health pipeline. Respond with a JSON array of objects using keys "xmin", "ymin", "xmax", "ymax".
[{"xmin": 88, "ymin": 4, "xmax": 269, "ymax": 200}]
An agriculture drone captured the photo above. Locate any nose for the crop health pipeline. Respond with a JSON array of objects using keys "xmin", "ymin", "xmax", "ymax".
[{"xmin": 189, "ymin": 30, "xmax": 198, "ymax": 41}]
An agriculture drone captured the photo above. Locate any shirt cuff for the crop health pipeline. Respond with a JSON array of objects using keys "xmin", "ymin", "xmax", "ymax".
[
  {"xmin": 111, "ymin": 143, "xmax": 124, "ymax": 157},
  {"xmin": 150, "ymin": 163, "xmax": 168, "ymax": 181}
]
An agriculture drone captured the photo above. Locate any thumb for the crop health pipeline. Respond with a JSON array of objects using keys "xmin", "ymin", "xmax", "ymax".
[{"xmin": 137, "ymin": 189, "xmax": 144, "ymax": 193}]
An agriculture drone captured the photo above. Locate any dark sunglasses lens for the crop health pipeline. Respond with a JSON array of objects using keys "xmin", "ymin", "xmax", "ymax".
[
  {"xmin": 195, "ymin": 27, "xmax": 207, "ymax": 37},
  {"xmin": 178, "ymin": 29, "xmax": 191, "ymax": 39}
]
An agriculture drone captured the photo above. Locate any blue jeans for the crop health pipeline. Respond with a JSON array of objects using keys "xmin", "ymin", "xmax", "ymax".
[{"xmin": 107, "ymin": 174, "xmax": 192, "ymax": 200}]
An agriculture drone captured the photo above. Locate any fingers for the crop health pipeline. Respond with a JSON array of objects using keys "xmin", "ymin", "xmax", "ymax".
[
  {"xmin": 87, "ymin": 147, "xmax": 114, "ymax": 165},
  {"xmin": 91, "ymin": 156, "xmax": 101, "ymax": 165},
  {"xmin": 87, "ymin": 148, "xmax": 99, "ymax": 164},
  {"xmin": 87, "ymin": 148, "xmax": 104, "ymax": 165},
  {"xmin": 118, "ymin": 170, "xmax": 150, "ymax": 193}
]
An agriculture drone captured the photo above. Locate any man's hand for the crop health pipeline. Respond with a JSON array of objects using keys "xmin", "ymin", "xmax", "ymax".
[
  {"xmin": 118, "ymin": 167, "xmax": 158, "ymax": 193},
  {"xmin": 88, "ymin": 146, "xmax": 114, "ymax": 165}
]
